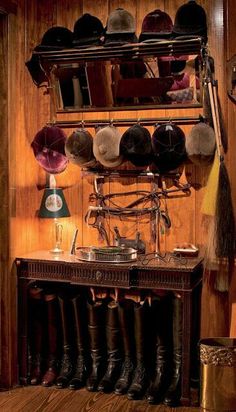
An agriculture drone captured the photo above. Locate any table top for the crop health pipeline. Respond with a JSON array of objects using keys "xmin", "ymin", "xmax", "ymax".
[{"xmin": 15, "ymin": 250, "xmax": 204, "ymax": 273}]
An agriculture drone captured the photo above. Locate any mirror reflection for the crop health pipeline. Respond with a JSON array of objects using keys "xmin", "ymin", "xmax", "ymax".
[{"xmin": 51, "ymin": 54, "xmax": 202, "ymax": 111}]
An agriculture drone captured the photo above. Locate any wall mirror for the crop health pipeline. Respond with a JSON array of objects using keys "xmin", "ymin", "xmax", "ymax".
[{"xmin": 49, "ymin": 54, "xmax": 202, "ymax": 112}]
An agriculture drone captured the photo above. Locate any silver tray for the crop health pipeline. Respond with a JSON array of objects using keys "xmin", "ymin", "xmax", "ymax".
[{"xmin": 75, "ymin": 246, "xmax": 137, "ymax": 263}]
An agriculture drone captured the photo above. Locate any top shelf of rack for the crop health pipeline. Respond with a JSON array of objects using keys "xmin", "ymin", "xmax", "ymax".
[{"xmin": 34, "ymin": 37, "xmax": 203, "ymax": 64}]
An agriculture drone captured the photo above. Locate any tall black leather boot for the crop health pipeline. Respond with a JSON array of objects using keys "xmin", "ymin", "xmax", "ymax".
[
  {"xmin": 68, "ymin": 295, "xmax": 90, "ymax": 390},
  {"xmin": 97, "ymin": 301, "xmax": 122, "ymax": 393},
  {"xmin": 163, "ymin": 295, "xmax": 182, "ymax": 407},
  {"xmin": 127, "ymin": 299, "xmax": 150, "ymax": 400},
  {"xmin": 86, "ymin": 300, "xmax": 107, "ymax": 392},
  {"xmin": 42, "ymin": 293, "xmax": 60, "ymax": 387},
  {"xmin": 28, "ymin": 286, "xmax": 45, "ymax": 385},
  {"xmin": 147, "ymin": 295, "xmax": 172, "ymax": 404},
  {"xmin": 56, "ymin": 295, "xmax": 75, "ymax": 389},
  {"xmin": 114, "ymin": 299, "xmax": 135, "ymax": 395}
]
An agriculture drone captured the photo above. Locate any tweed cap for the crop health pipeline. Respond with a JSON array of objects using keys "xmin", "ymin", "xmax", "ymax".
[
  {"xmin": 186, "ymin": 122, "xmax": 216, "ymax": 165},
  {"xmin": 120, "ymin": 125, "xmax": 153, "ymax": 167},
  {"xmin": 65, "ymin": 128, "xmax": 97, "ymax": 167},
  {"xmin": 93, "ymin": 125, "xmax": 123, "ymax": 168},
  {"xmin": 73, "ymin": 13, "xmax": 104, "ymax": 47},
  {"xmin": 172, "ymin": 0, "xmax": 207, "ymax": 42},
  {"xmin": 152, "ymin": 123, "xmax": 186, "ymax": 173},
  {"xmin": 35, "ymin": 26, "xmax": 73, "ymax": 51},
  {"xmin": 105, "ymin": 8, "xmax": 137, "ymax": 45},
  {"xmin": 31, "ymin": 126, "xmax": 68, "ymax": 174},
  {"xmin": 139, "ymin": 9, "xmax": 173, "ymax": 42}
]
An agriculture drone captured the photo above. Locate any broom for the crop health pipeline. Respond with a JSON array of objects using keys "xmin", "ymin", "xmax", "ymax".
[{"xmin": 204, "ymin": 76, "xmax": 235, "ymax": 291}]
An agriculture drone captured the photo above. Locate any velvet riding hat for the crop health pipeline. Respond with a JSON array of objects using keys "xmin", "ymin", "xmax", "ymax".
[
  {"xmin": 73, "ymin": 13, "xmax": 104, "ymax": 47},
  {"xmin": 93, "ymin": 125, "xmax": 123, "ymax": 168},
  {"xmin": 120, "ymin": 124, "xmax": 153, "ymax": 167},
  {"xmin": 104, "ymin": 8, "xmax": 137, "ymax": 46},
  {"xmin": 65, "ymin": 128, "xmax": 97, "ymax": 167},
  {"xmin": 35, "ymin": 26, "xmax": 73, "ymax": 51},
  {"xmin": 172, "ymin": 0, "xmax": 208, "ymax": 42},
  {"xmin": 152, "ymin": 123, "xmax": 186, "ymax": 173},
  {"xmin": 186, "ymin": 122, "xmax": 216, "ymax": 165},
  {"xmin": 31, "ymin": 126, "xmax": 68, "ymax": 174},
  {"xmin": 139, "ymin": 9, "xmax": 173, "ymax": 42}
]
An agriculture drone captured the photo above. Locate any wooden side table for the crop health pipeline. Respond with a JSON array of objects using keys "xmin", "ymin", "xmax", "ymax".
[{"xmin": 15, "ymin": 250, "xmax": 203, "ymax": 406}]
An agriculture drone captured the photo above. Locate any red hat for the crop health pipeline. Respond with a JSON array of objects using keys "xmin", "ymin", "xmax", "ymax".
[
  {"xmin": 31, "ymin": 126, "xmax": 68, "ymax": 174},
  {"xmin": 139, "ymin": 9, "xmax": 173, "ymax": 42}
]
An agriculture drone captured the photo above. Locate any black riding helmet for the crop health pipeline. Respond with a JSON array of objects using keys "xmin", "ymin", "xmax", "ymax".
[{"xmin": 152, "ymin": 123, "xmax": 186, "ymax": 173}]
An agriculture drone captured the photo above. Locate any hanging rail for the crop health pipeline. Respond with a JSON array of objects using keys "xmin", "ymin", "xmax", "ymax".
[{"xmin": 47, "ymin": 115, "xmax": 203, "ymax": 129}]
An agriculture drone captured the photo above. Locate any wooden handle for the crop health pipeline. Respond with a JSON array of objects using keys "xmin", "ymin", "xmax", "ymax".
[{"xmin": 207, "ymin": 81, "xmax": 223, "ymax": 159}]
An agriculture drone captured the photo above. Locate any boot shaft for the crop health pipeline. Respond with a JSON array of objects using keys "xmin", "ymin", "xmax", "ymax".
[
  {"xmin": 118, "ymin": 299, "xmax": 135, "ymax": 357},
  {"xmin": 87, "ymin": 301, "xmax": 106, "ymax": 351}
]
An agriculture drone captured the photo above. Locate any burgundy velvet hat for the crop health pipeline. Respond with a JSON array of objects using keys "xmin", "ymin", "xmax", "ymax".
[
  {"xmin": 139, "ymin": 9, "xmax": 173, "ymax": 42},
  {"xmin": 152, "ymin": 123, "xmax": 186, "ymax": 173},
  {"xmin": 31, "ymin": 126, "xmax": 68, "ymax": 174}
]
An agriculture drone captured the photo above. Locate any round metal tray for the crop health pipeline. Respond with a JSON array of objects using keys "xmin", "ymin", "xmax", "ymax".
[{"xmin": 75, "ymin": 246, "xmax": 137, "ymax": 263}]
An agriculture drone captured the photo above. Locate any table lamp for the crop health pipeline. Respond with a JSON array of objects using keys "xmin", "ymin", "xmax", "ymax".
[{"xmin": 38, "ymin": 187, "xmax": 70, "ymax": 254}]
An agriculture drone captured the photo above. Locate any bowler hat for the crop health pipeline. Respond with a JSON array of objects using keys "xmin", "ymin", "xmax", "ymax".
[
  {"xmin": 186, "ymin": 122, "xmax": 215, "ymax": 165},
  {"xmin": 152, "ymin": 123, "xmax": 186, "ymax": 173},
  {"xmin": 139, "ymin": 9, "xmax": 173, "ymax": 42},
  {"xmin": 35, "ymin": 26, "xmax": 73, "ymax": 51},
  {"xmin": 93, "ymin": 125, "xmax": 123, "ymax": 168},
  {"xmin": 31, "ymin": 126, "xmax": 68, "ymax": 174},
  {"xmin": 73, "ymin": 13, "xmax": 104, "ymax": 47},
  {"xmin": 120, "ymin": 125, "xmax": 153, "ymax": 166},
  {"xmin": 105, "ymin": 8, "xmax": 137, "ymax": 46},
  {"xmin": 65, "ymin": 128, "xmax": 97, "ymax": 167},
  {"xmin": 172, "ymin": 0, "xmax": 207, "ymax": 42}
]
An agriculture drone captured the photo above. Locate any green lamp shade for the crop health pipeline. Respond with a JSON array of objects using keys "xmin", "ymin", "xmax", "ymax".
[{"xmin": 38, "ymin": 188, "xmax": 70, "ymax": 218}]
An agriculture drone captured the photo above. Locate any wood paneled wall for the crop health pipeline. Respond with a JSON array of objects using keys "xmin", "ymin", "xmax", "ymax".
[{"xmin": 0, "ymin": 0, "xmax": 235, "ymax": 387}]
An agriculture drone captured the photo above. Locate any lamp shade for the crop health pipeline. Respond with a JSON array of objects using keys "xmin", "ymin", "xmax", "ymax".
[{"xmin": 38, "ymin": 188, "xmax": 70, "ymax": 218}]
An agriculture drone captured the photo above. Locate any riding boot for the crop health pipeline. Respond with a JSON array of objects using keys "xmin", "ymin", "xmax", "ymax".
[
  {"xmin": 114, "ymin": 299, "xmax": 135, "ymax": 395},
  {"xmin": 68, "ymin": 295, "xmax": 90, "ymax": 390},
  {"xmin": 127, "ymin": 299, "xmax": 149, "ymax": 400},
  {"xmin": 97, "ymin": 301, "xmax": 122, "ymax": 393},
  {"xmin": 147, "ymin": 295, "xmax": 172, "ymax": 404},
  {"xmin": 28, "ymin": 286, "xmax": 45, "ymax": 385},
  {"xmin": 56, "ymin": 296, "xmax": 75, "ymax": 389},
  {"xmin": 163, "ymin": 295, "xmax": 182, "ymax": 407},
  {"xmin": 41, "ymin": 293, "xmax": 60, "ymax": 387},
  {"xmin": 86, "ymin": 300, "xmax": 107, "ymax": 392}
]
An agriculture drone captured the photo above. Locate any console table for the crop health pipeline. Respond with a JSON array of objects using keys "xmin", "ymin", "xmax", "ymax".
[{"xmin": 15, "ymin": 250, "xmax": 203, "ymax": 406}]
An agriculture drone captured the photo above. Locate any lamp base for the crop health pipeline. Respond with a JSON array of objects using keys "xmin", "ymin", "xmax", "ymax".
[{"xmin": 50, "ymin": 247, "xmax": 64, "ymax": 254}]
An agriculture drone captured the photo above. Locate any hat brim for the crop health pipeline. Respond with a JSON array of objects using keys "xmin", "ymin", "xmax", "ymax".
[
  {"xmin": 139, "ymin": 32, "xmax": 172, "ymax": 43},
  {"xmin": 72, "ymin": 36, "xmax": 103, "ymax": 47},
  {"xmin": 104, "ymin": 33, "xmax": 137, "ymax": 46}
]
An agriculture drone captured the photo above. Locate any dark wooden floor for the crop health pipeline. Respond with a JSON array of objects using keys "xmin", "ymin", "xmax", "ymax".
[{"xmin": 0, "ymin": 386, "xmax": 200, "ymax": 412}]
